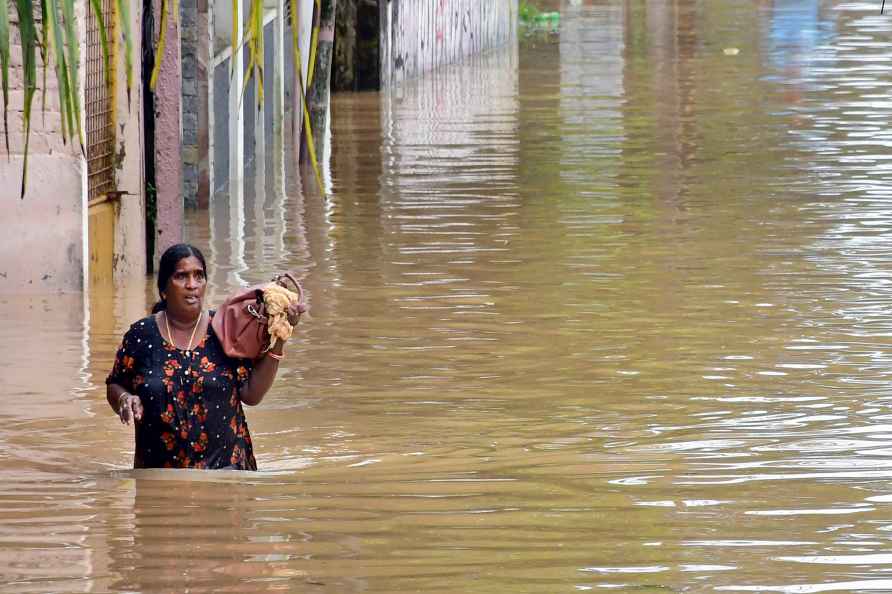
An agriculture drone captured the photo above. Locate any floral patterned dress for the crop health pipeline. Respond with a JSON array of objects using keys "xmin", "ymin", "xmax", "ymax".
[{"xmin": 106, "ymin": 311, "xmax": 257, "ymax": 470}]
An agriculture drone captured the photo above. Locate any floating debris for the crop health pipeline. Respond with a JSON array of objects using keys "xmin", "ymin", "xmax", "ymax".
[{"xmin": 534, "ymin": 11, "xmax": 561, "ymax": 24}]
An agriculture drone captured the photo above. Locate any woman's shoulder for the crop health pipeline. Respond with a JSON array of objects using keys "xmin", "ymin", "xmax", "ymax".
[
  {"xmin": 123, "ymin": 314, "xmax": 158, "ymax": 339},
  {"xmin": 131, "ymin": 314, "xmax": 157, "ymax": 329}
]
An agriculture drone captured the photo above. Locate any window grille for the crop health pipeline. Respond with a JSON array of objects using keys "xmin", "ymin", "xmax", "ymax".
[{"xmin": 86, "ymin": 0, "xmax": 117, "ymax": 201}]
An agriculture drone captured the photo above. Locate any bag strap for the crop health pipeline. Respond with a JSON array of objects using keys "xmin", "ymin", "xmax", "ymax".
[{"xmin": 273, "ymin": 273, "xmax": 304, "ymax": 303}]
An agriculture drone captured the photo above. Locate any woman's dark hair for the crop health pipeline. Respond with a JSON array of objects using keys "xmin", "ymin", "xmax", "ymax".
[{"xmin": 151, "ymin": 243, "xmax": 208, "ymax": 313}]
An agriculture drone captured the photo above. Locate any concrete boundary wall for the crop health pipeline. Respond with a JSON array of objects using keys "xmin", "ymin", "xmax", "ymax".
[
  {"xmin": 0, "ymin": 0, "xmax": 144, "ymax": 294},
  {"xmin": 0, "ymin": 1, "xmax": 87, "ymax": 293},
  {"xmin": 380, "ymin": 0, "xmax": 518, "ymax": 87}
]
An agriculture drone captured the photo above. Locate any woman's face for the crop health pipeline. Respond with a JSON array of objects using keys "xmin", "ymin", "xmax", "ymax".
[{"xmin": 163, "ymin": 256, "xmax": 207, "ymax": 318}]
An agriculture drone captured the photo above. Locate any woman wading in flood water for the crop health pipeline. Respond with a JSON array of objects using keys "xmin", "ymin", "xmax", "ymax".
[{"xmin": 105, "ymin": 243, "xmax": 304, "ymax": 469}]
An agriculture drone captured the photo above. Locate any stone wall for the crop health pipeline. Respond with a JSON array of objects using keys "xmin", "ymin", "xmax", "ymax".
[{"xmin": 181, "ymin": 0, "xmax": 201, "ymax": 207}]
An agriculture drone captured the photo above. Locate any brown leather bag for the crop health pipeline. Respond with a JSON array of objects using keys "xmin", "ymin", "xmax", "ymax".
[{"xmin": 211, "ymin": 273, "xmax": 305, "ymax": 360}]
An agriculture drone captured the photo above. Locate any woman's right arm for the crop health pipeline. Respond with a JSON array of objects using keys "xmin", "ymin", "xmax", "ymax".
[
  {"xmin": 106, "ymin": 324, "xmax": 146, "ymax": 426},
  {"xmin": 107, "ymin": 383, "xmax": 143, "ymax": 425}
]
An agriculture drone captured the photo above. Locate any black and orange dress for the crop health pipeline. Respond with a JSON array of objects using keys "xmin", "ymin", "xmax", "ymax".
[{"xmin": 106, "ymin": 311, "xmax": 257, "ymax": 470}]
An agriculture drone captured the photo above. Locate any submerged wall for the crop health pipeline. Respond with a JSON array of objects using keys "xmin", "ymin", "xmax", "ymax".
[
  {"xmin": 380, "ymin": 0, "xmax": 518, "ymax": 87},
  {"xmin": 0, "ymin": 0, "xmax": 145, "ymax": 294},
  {"xmin": 0, "ymin": 3, "xmax": 87, "ymax": 294}
]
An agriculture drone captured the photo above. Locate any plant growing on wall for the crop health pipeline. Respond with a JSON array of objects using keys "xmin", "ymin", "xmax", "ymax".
[
  {"xmin": 0, "ymin": 0, "xmax": 321, "ymax": 198},
  {"xmin": 0, "ymin": 0, "xmax": 133, "ymax": 198}
]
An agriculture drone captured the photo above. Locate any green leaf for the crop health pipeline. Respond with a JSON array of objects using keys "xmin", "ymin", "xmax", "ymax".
[
  {"xmin": 149, "ymin": 0, "xmax": 168, "ymax": 90},
  {"xmin": 0, "ymin": 0, "xmax": 10, "ymax": 155},
  {"xmin": 14, "ymin": 0, "xmax": 37, "ymax": 198},
  {"xmin": 307, "ymin": 0, "xmax": 319, "ymax": 86},
  {"xmin": 287, "ymin": 0, "xmax": 322, "ymax": 189},
  {"xmin": 230, "ymin": 0, "xmax": 238, "ymax": 76},
  {"xmin": 243, "ymin": 0, "xmax": 263, "ymax": 106},
  {"xmin": 38, "ymin": 0, "xmax": 47, "ymax": 125},
  {"xmin": 252, "ymin": 0, "xmax": 263, "ymax": 103},
  {"xmin": 60, "ymin": 0, "xmax": 84, "ymax": 154},
  {"xmin": 287, "ymin": 0, "xmax": 303, "ymax": 107},
  {"xmin": 301, "ymin": 0, "xmax": 322, "ymax": 189},
  {"xmin": 44, "ymin": 0, "xmax": 72, "ymax": 144}
]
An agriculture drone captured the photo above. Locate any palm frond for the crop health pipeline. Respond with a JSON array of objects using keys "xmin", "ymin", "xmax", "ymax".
[
  {"xmin": 44, "ymin": 0, "xmax": 73, "ymax": 144},
  {"xmin": 0, "ymin": 0, "xmax": 10, "ymax": 155},
  {"xmin": 149, "ymin": 0, "xmax": 168, "ymax": 90},
  {"xmin": 238, "ymin": 0, "xmax": 264, "ymax": 109},
  {"xmin": 38, "ymin": 0, "xmax": 46, "ymax": 124},
  {"xmin": 60, "ymin": 0, "xmax": 84, "ymax": 153},
  {"xmin": 250, "ymin": 0, "xmax": 263, "ymax": 103},
  {"xmin": 287, "ymin": 0, "xmax": 322, "ymax": 189},
  {"xmin": 230, "ymin": 0, "xmax": 238, "ymax": 75},
  {"xmin": 14, "ymin": 0, "xmax": 37, "ymax": 198},
  {"xmin": 307, "ymin": 0, "xmax": 318, "ymax": 86}
]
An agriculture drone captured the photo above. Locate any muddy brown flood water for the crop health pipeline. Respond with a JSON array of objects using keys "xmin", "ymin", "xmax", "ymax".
[{"xmin": 5, "ymin": 1, "xmax": 892, "ymax": 592}]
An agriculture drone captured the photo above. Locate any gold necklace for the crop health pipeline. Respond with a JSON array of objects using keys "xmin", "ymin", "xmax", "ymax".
[{"xmin": 165, "ymin": 310, "xmax": 203, "ymax": 357}]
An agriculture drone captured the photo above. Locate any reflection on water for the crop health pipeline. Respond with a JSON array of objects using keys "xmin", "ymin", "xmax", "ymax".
[{"xmin": 8, "ymin": 0, "xmax": 892, "ymax": 591}]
